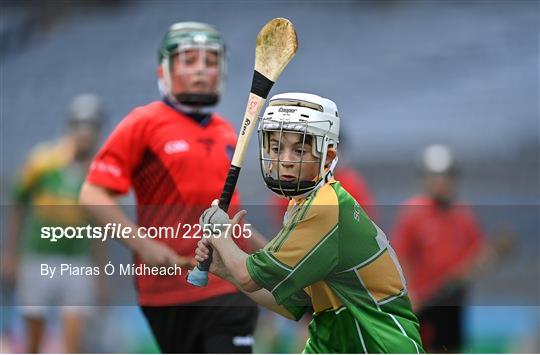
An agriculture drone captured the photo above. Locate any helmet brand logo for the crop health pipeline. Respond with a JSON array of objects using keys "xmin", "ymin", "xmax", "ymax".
[
  {"xmin": 278, "ymin": 107, "xmax": 296, "ymax": 114},
  {"xmin": 193, "ymin": 34, "xmax": 207, "ymax": 43}
]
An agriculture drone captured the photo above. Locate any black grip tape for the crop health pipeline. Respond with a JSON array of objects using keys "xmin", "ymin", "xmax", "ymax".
[
  {"xmin": 198, "ymin": 247, "xmax": 213, "ymax": 272},
  {"xmin": 251, "ymin": 70, "xmax": 274, "ymax": 99},
  {"xmin": 198, "ymin": 165, "xmax": 241, "ymax": 272},
  {"xmin": 219, "ymin": 165, "xmax": 241, "ymax": 212}
]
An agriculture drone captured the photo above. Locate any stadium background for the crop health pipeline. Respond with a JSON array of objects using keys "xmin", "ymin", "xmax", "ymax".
[{"xmin": 1, "ymin": 0, "xmax": 538, "ymax": 353}]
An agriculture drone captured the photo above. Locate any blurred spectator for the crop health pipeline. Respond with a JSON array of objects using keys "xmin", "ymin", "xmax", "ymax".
[
  {"xmin": 391, "ymin": 144, "xmax": 490, "ymax": 352},
  {"xmin": 1, "ymin": 93, "xmax": 105, "ymax": 353}
]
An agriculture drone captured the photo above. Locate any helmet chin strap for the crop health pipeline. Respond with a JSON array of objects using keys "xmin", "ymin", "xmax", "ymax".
[
  {"xmin": 297, "ymin": 155, "xmax": 338, "ymax": 199},
  {"xmin": 325, "ymin": 156, "xmax": 339, "ymax": 182},
  {"xmin": 157, "ymin": 78, "xmax": 214, "ymax": 115},
  {"xmin": 292, "ymin": 135, "xmax": 338, "ymax": 199},
  {"xmin": 174, "ymin": 93, "xmax": 219, "ymax": 107}
]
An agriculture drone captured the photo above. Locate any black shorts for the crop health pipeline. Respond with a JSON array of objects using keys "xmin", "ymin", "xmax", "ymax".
[
  {"xmin": 418, "ymin": 287, "xmax": 466, "ymax": 353},
  {"xmin": 141, "ymin": 292, "xmax": 258, "ymax": 353}
]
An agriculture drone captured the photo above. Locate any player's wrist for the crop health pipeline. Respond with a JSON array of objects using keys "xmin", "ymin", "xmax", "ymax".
[{"xmin": 211, "ymin": 233, "xmax": 233, "ymax": 249}]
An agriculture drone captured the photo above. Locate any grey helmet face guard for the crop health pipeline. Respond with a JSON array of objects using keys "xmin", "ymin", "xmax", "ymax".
[{"xmin": 259, "ymin": 120, "xmax": 329, "ymax": 197}]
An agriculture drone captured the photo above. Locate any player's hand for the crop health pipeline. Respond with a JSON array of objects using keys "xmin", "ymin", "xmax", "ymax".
[
  {"xmin": 199, "ymin": 199, "xmax": 230, "ymax": 233},
  {"xmin": 199, "ymin": 199, "xmax": 247, "ymax": 244},
  {"xmin": 137, "ymin": 240, "xmax": 196, "ymax": 269},
  {"xmin": 195, "ymin": 238, "xmax": 230, "ymax": 280}
]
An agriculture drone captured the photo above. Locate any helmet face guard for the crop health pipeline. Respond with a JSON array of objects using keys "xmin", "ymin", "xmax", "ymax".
[
  {"xmin": 158, "ymin": 22, "xmax": 226, "ymax": 107},
  {"xmin": 257, "ymin": 93, "xmax": 340, "ymax": 199},
  {"xmin": 258, "ymin": 118, "xmax": 335, "ymax": 198},
  {"xmin": 168, "ymin": 43, "xmax": 223, "ymax": 106}
]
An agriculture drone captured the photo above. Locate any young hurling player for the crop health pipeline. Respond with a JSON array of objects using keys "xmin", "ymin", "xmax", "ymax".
[
  {"xmin": 195, "ymin": 93, "xmax": 425, "ymax": 353},
  {"xmin": 80, "ymin": 22, "xmax": 258, "ymax": 353}
]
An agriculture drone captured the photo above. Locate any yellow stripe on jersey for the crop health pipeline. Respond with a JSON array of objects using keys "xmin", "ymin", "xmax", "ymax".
[
  {"xmin": 271, "ymin": 183, "xmax": 339, "ymax": 268},
  {"xmin": 357, "ymin": 250, "xmax": 404, "ymax": 302},
  {"xmin": 305, "ymin": 280, "xmax": 343, "ymax": 313}
]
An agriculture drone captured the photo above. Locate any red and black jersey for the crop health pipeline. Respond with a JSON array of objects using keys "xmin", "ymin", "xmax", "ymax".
[{"xmin": 87, "ymin": 101, "xmax": 245, "ymax": 305}]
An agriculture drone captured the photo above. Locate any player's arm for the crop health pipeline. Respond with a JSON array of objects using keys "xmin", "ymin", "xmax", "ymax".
[
  {"xmin": 197, "ymin": 202, "xmax": 337, "ymax": 320},
  {"xmin": 195, "ymin": 236, "xmax": 297, "ymax": 320},
  {"xmin": 79, "ymin": 110, "xmax": 194, "ymax": 269},
  {"xmin": 196, "ymin": 209, "xmax": 260, "ymax": 292},
  {"xmin": 239, "ymin": 286, "xmax": 298, "ymax": 320},
  {"xmin": 196, "ymin": 207, "xmax": 305, "ymax": 320},
  {"xmin": 79, "ymin": 182, "xmax": 194, "ymax": 268}
]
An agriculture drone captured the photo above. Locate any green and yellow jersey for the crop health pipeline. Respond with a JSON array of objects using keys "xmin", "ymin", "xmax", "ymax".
[
  {"xmin": 12, "ymin": 139, "xmax": 91, "ymax": 256},
  {"xmin": 247, "ymin": 181, "xmax": 424, "ymax": 353}
]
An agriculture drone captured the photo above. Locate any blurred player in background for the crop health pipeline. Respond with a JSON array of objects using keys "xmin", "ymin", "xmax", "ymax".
[
  {"xmin": 391, "ymin": 144, "xmax": 489, "ymax": 352},
  {"xmin": 1, "ymin": 93, "xmax": 105, "ymax": 353},
  {"xmin": 195, "ymin": 93, "xmax": 424, "ymax": 353},
  {"xmin": 79, "ymin": 22, "xmax": 259, "ymax": 353}
]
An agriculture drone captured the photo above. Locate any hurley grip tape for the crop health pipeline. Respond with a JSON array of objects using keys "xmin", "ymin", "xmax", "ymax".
[
  {"xmin": 219, "ymin": 165, "xmax": 241, "ymax": 212},
  {"xmin": 186, "ymin": 266, "xmax": 208, "ymax": 287},
  {"xmin": 251, "ymin": 70, "xmax": 274, "ymax": 99}
]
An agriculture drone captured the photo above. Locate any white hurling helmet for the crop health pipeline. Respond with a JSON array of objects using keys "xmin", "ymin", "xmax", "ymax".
[{"xmin": 258, "ymin": 92, "xmax": 340, "ymax": 198}]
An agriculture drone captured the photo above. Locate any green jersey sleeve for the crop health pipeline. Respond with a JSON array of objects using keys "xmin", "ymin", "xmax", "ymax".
[{"xmin": 278, "ymin": 289, "xmax": 311, "ymax": 321}]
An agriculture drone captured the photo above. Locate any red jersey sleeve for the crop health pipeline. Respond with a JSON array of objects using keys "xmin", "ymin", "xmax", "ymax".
[{"xmin": 87, "ymin": 108, "xmax": 147, "ymax": 194}]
